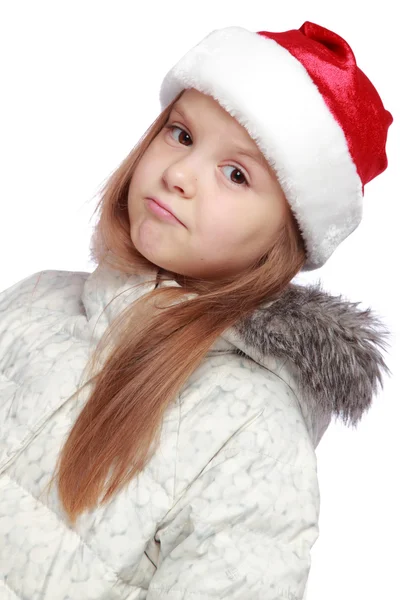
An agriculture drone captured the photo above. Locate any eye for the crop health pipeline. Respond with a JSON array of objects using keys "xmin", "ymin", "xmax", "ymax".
[
  {"xmin": 166, "ymin": 124, "xmax": 192, "ymax": 146},
  {"xmin": 165, "ymin": 124, "xmax": 249, "ymax": 187},
  {"xmin": 220, "ymin": 165, "xmax": 248, "ymax": 187}
]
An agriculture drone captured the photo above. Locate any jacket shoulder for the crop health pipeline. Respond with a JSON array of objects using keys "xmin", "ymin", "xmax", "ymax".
[
  {"xmin": 224, "ymin": 353, "xmax": 319, "ymax": 469},
  {"xmin": 176, "ymin": 351, "xmax": 318, "ymax": 496},
  {"xmin": 0, "ymin": 269, "xmax": 89, "ymax": 316}
]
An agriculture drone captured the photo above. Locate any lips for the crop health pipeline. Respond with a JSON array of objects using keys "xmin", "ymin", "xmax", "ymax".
[{"xmin": 147, "ymin": 197, "xmax": 183, "ymax": 224}]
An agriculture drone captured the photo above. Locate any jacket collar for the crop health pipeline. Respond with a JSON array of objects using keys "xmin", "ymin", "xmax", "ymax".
[{"xmin": 82, "ymin": 263, "xmax": 391, "ymax": 429}]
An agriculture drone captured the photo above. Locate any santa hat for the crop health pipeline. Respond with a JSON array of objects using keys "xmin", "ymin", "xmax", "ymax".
[{"xmin": 159, "ymin": 21, "xmax": 393, "ymax": 271}]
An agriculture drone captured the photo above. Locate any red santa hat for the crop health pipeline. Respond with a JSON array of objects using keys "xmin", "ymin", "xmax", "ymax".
[{"xmin": 159, "ymin": 21, "xmax": 393, "ymax": 271}]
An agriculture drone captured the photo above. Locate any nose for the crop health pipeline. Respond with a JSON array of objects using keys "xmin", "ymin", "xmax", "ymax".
[{"xmin": 163, "ymin": 159, "xmax": 197, "ymax": 198}]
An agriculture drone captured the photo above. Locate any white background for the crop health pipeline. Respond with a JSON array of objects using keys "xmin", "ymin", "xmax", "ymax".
[{"xmin": 0, "ymin": 1, "xmax": 398, "ymax": 598}]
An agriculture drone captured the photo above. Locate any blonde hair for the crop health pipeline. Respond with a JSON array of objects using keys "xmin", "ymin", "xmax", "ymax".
[{"xmin": 48, "ymin": 89, "xmax": 307, "ymax": 525}]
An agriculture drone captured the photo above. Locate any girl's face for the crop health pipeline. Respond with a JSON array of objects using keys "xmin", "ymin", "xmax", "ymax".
[{"xmin": 127, "ymin": 88, "xmax": 290, "ymax": 280}]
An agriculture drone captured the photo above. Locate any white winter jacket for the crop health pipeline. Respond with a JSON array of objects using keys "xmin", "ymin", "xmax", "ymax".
[{"xmin": 0, "ymin": 262, "xmax": 389, "ymax": 599}]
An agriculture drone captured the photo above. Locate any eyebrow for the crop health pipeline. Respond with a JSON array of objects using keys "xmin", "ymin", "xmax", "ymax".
[{"xmin": 171, "ymin": 104, "xmax": 267, "ymax": 169}]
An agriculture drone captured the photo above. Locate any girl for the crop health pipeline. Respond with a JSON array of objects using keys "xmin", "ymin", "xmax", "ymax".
[{"xmin": 0, "ymin": 20, "xmax": 393, "ymax": 600}]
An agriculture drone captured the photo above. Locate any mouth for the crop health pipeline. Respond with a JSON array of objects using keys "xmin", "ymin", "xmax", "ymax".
[{"xmin": 145, "ymin": 197, "xmax": 185, "ymax": 227}]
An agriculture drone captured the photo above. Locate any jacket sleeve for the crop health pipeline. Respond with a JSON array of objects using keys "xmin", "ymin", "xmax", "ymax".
[{"xmin": 146, "ymin": 408, "xmax": 320, "ymax": 600}]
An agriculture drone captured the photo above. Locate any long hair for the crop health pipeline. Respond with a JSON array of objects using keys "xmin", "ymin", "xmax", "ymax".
[{"xmin": 49, "ymin": 89, "xmax": 307, "ymax": 525}]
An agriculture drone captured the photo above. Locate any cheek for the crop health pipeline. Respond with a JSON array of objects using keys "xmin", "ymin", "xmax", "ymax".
[
  {"xmin": 131, "ymin": 141, "xmax": 164, "ymax": 186},
  {"xmin": 197, "ymin": 206, "xmax": 244, "ymax": 251},
  {"xmin": 202, "ymin": 200, "xmax": 273, "ymax": 257},
  {"xmin": 131, "ymin": 156, "xmax": 154, "ymax": 188}
]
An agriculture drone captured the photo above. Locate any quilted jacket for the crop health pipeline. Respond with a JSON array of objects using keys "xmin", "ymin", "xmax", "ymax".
[{"xmin": 0, "ymin": 262, "xmax": 390, "ymax": 599}]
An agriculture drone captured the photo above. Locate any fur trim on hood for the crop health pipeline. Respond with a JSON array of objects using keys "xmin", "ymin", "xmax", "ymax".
[{"xmin": 225, "ymin": 279, "xmax": 392, "ymax": 429}]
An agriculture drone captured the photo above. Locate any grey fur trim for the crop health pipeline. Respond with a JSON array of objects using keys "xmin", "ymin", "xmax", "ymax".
[{"xmin": 233, "ymin": 279, "xmax": 392, "ymax": 427}]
